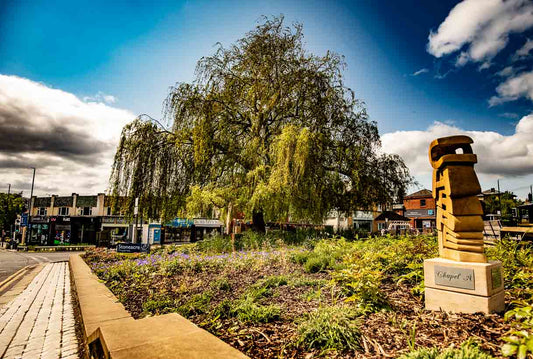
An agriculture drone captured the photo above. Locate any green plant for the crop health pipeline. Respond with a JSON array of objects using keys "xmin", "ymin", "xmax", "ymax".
[
  {"xmin": 231, "ymin": 297, "xmax": 281, "ymax": 323},
  {"xmin": 142, "ymin": 295, "xmax": 176, "ymax": 315},
  {"xmin": 211, "ymin": 277, "xmax": 232, "ymax": 291},
  {"xmin": 297, "ymin": 305, "xmax": 361, "ymax": 353},
  {"xmin": 333, "ymin": 267, "xmax": 389, "ymax": 313},
  {"xmin": 502, "ymin": 330, "xmax": 533, "ymax": 359},
  {"xmin": 178, "ymin": 292, "xmax": 212, "ymax": 317},
  {"xmin": 397, "ymin": 263, "xmax": 425, "ymax": 296},
  {"xmin": 502, "ymin": 303, "xmax": 533, "ymax": 358},
  {"xmin": 398, "ymin": 340, "xmax": 494, "ymax": 359}
]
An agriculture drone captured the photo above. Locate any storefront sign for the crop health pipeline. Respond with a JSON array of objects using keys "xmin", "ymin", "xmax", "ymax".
[
  {"xmin": 102, "ymin": 216, "xmax": 128, "ymax": 225},
  {"xmin": 193, "ymin": 218, "xmax": 222, "ymax": 227},
  {"xmin": 116, "ymin": 243, "xmax": 150, "ymax": 253},
  {"xmin": 167, "ymin": 218, "xmax": 194, "ymax": 228},
  {"xmin": 405, "ymin": 209, "xmax": 436, "ymax": 218},
  {"xmin": 31, "ymin": 216, "xmax": 49, "ymax": 224}
]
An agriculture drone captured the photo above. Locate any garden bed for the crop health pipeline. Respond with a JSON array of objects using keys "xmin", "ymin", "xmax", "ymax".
[{"xmin": 83, "ymin": 235, "xmax": 532, "ymax": 358}]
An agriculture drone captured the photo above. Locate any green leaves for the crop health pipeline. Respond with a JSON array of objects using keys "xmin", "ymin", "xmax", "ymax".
[
  {"xmin": 502, "ymin": 303, "xmax": 533, "ymax": 358},
  {"xmin": 111, "ymin": 16, "xmax": 412, "ymax": 224},
  {"xmin": 502, "ymin": 331, "xmax": 533, "ymax": 358}
]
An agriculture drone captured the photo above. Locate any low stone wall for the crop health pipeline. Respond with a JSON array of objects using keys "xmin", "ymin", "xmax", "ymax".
[
  {"xmin": 69, "ymin": 254, "xmax": 248, "ymax": 359},
  {"xmin": 20, "ymin": 245, "xmax": 96, "ymax": 252}
]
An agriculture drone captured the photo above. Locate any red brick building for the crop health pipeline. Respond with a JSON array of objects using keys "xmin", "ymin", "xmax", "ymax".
[{"xmin": 403, "ymin": 189, "xmax": 436, "ymax": 231}]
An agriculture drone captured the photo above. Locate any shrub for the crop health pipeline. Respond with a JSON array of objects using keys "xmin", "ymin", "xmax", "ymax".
[
  {"xmin": 297, "ymin": 305, "xmax": 361, "ymax": 352},
  {"xmin": 501, "ymin": 302, "xmax": 533, "ymax": 358},
  {"xmin": 398, "ymin": 340, "xmax": 494, "ymax": 359},
  {"xmin": 333, "ymin": 267, "xmax": 389, "ymax": 313},
  {"xmin": 195, "ymin": 234, "xmax": 233, "ymax": 253},
  {"xmin": 178, "ymin": 292, "xmax": 212, "ymax": 317},
  {"xmin": 232, "ymin": 297, "xmax": 281, "ymax": 323},
  {"xmin": 260, "ymin": 275, "xmax": 289, "ymax": 288},
  {"xmin": 304, "ymin": 255, "xmax": 334, "ymax": 273},
  {"xmin": 142, "ymin": 295, "xmax": 176, "ymax": 315},
  {"xmin": 211, "ymin": 277, "xmax": 232, "ymax": 291}
]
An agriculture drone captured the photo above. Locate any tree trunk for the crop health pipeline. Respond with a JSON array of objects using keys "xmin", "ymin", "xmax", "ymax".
[
  {"xmin": 252, "ymin": 210, "xmax": 266, "ymax": 233},
  {"xmin": 225, "ymin": 203, "xmax": 233, "ymax": 235}
]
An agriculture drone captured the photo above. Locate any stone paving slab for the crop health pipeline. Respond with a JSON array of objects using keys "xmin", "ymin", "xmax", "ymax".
[{"xmin": 0, "ymin": 262, "xmax": 79, "ymax": 359}]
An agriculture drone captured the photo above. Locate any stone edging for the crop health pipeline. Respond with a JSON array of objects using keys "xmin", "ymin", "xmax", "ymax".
[{"xmin": 69, "ymin": 254, "xmax": 249, "ymax": 359}]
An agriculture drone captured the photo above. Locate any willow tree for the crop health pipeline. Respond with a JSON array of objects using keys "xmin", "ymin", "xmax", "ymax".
[{"xmin": 111, "ymin": 16, "xmax": 411, "ymax": 232}]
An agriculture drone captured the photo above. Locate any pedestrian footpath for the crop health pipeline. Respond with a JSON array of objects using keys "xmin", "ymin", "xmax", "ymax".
[{"xmin": 0, "ymin": 262, "xmax": 79, "ymax": 359}]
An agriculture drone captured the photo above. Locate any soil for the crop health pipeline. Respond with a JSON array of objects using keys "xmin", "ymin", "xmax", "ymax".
[{"xmin": 86, "ymin": 252, "xmax": 511, "ymax": 359}]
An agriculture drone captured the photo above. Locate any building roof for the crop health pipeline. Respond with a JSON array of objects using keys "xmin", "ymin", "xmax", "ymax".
[
  {"xmin": 374, "ymin": 211, "xmax": 411, "ymax": 222},
  {"xmin": 404, "ymin": 189, "xmax": 432, "ymax": 199}
]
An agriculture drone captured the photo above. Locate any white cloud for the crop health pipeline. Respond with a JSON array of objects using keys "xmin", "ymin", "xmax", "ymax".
[
  {"xmin": 499, "ymin": 112, "xmax": 520, "ymax": 119},
  {"xmin": 489, "ymin": 70, "xmax": 533, "ymax": 105},
  {"xmin": 83, "ymin": 91, "xmax": 118, "ymax": 104},
  {"xmin": 513, "ymin": 38, "xmax": 533, "ymax": 60},
  {"xmin": 381, "ymin": 114, "xmax": 533, "ymax": 197},
  {"xmin": 0, "ymin": 74, "xmax": 135, "ymax": 196},
  {"xmin": 496, "ymin": 66, "xmax": 517, "ymax": 77},
  {"xmin": 428, "ymin": 0, "xmax": 533, "ymax": 66},
  {"xmin": 412, "ymin": 68, "xmax": 429, "ymax": 76}
]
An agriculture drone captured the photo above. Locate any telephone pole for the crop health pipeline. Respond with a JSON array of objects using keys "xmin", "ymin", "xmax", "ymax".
[
  {"xmin": 497, "ymin": 179, "xmax": 502, "ymax": 215},
  {"xmin": 25, "ymin": 167, "xmax": 36, "ymax": 245}
]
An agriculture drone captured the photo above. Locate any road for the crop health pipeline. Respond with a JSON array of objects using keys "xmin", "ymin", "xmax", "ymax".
[{"xmin": 0, "ymin": 251, "xmax": 81, "ymax": 282}]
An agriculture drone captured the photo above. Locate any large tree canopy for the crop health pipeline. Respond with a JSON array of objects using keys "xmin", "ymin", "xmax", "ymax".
[{"xmin": 111, "ymin": 16, "xmax": 412, "ymax": 230}]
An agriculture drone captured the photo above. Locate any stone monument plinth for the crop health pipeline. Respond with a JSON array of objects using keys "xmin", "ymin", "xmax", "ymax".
[{"xmin": 424, "ymin": 135, "xmax": 504, "ymax": 314}]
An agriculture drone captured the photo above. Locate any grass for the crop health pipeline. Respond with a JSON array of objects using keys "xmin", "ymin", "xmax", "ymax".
[
  {"xmin": 297, "ymin": 305, "xmax": 361, "ymax": 352},
  {"xmin": 398, "ymin": 340, "xmax": 494, "ymax": 359}
]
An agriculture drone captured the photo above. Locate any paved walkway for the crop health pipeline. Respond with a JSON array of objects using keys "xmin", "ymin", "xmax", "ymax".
[{"xmin": 0, "ymin": 262, "xmax": 79, "ymax": 359}]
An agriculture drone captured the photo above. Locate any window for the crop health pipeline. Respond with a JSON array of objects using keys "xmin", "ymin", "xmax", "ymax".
[
  {"xmin": 38, "ymin": 207, "xmax": 47, "ymax": 216},
  {"xmin": 58, "ymin": 207, "xmax": 69, "ymax": 216},
  {"xmin": 420, "ymin": 199, "xmax": 426, "ymax": 207},
  {"xmin": 80, "ymin": 207, "xmax": 92, "ymax": 216},
  {"xmin": 106, "ymin": 207, "xmax": 112, "ymax": 216},
  {"xmin": 377, "ymin": 222, "xmax": 387, "ymax": 230}
]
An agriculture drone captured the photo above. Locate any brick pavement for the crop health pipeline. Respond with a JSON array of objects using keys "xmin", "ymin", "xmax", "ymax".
[{"xmin": 0, "ymin": 262, "xmax": 78, "ymax": 359}]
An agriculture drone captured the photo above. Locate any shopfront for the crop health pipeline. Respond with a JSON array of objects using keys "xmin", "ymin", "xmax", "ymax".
[
  {"xmin": 163, "ymin": 218, "xmax": 194, "ymax": 243},
  {"xmin": 28, "ymin": 216, "xmax": 50, "ymax": 245},
  {"xmin": 192, "ymin": 218, "xmax": 223, "ymax": 241},
  {"xmin": 100, "ymin": 216, "xmax": 129, "ymax": 246},
  {"xmin": 50, "ymin": 216, "xmax": 71, "ymax": 245},
  {"xmin": 70, "ymin": 216, "xmax": 100, "ymax": 245}
]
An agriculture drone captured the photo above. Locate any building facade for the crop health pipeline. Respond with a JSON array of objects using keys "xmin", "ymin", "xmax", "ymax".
[
  {"xmin": 403, "ymin": 189, "xmax": 436, "ymax": 231},
  {"xmin": 26, "ymin": 193, "xmax": 128, "ymax": 246}
]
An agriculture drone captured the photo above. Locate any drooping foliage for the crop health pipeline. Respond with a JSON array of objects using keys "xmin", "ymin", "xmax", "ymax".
[{"xmin": 110, "ymin": 16, "xmax": 412, "ymax": 228}]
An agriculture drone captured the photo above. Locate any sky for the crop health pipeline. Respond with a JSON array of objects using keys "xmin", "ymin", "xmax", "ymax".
[{"xmin": 0, "ymin": 0, "xmax": 532, "ymax": 199}]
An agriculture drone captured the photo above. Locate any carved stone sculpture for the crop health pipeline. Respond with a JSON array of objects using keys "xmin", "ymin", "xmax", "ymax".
[{"xmin": 429, "ymin": 135, "xmax": 487, "ymax": 263}]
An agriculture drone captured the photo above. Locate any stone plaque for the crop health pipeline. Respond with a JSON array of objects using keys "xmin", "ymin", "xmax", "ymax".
[
  {"xmin": 434, "ymin": 265, "xmax": 475, "ymax": 290},
  {"xmin": 491, "ymin": 267, "xmax": 502, "ymax": 290}
]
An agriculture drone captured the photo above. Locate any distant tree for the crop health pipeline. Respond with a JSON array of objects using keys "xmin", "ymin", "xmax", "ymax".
[
  {"xmin": 110, "ymin": 16, "xmax": 412, "ymax": 232},
  {"xmin": 482, "ymin": 191, "xmax": 522, "ymax": 221},
  {"xmin": 0, "ymin": 193, "xmax": 24, "ymax": 238}
]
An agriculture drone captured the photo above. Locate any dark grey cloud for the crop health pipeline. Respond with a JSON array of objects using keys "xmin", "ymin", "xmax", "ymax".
[
  {"xmin": 0, "ymin": 74, "xmax": 134, "ymax": 196},
  {"xmin": 0, "ymin": 105, "xmax": 111, "ymax": 164}
]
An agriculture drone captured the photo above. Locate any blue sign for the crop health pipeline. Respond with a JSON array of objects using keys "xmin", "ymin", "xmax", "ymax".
[
  {"xmin": 167, "ymin": 218, "xmax": 194, "ymax": 228},
  {"xmin": 21, "ymin": 213, "xmax": 28, "ymax": 227},
  {"xmin": 153, "ymin": 229, "xmax": 161, "ymax": 243}
]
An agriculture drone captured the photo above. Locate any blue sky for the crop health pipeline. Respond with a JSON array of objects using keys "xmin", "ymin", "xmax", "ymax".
[{"xmin": 1, "ymin": 0, "xmax": 533, "ymax": 197}]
